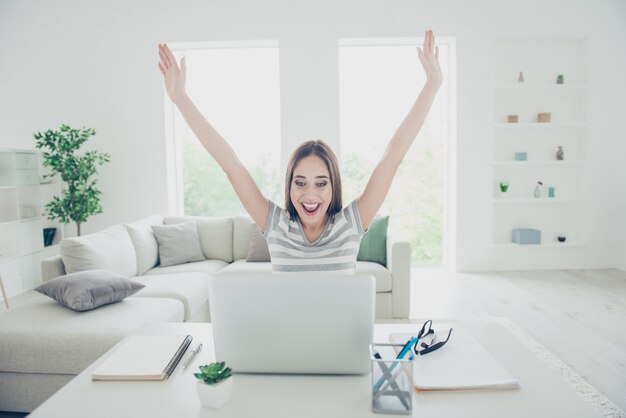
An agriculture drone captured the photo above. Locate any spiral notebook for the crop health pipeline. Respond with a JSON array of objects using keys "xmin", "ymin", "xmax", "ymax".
[{"xmin": 92, "ymin": 334, "xmax": 192, "ymax": 381}]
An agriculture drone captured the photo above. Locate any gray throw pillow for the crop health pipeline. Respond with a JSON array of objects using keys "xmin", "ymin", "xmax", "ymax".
[
  {"xmin": 246, "ymin": 224, "xmax": 271, "ymax": 262},
  {"xmin": 35, "ymin": 270, "xmax": 145, "ymax": 312},
  {"xmin": 151, "ymin": 221, "xmax": 205, "ymax": 267}
]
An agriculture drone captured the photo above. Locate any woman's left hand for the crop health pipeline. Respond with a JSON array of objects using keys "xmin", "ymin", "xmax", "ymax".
[{"xmin": 417, "ymin": 29, "xmax": 443, "ymax": 86}]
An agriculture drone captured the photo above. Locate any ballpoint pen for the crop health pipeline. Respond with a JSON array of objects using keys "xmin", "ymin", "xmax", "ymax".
[{"xmin": 182, "ymin": 343, "xmax": 203, "ymax": 370}]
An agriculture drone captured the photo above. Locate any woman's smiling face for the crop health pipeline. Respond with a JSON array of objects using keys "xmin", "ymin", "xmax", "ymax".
[{"xmin": 289, "ymin": 155, "xmax": 333, "ymax": 228}]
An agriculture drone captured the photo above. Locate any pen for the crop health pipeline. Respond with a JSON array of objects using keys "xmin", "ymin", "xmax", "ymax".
[{"xmin": 182, "ymin": 343, "xmax": 203, "ymax": 370}]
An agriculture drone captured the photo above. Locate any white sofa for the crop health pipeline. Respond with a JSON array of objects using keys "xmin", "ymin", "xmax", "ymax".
[{"xmin": 0, "ymin": 213, "xmax": 411, "ymax": 413}]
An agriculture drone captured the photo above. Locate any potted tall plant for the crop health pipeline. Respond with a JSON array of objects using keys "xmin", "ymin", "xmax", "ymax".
[{"xmin": 34, "ymin": 124, "xmax": 110, "ymax": 236}]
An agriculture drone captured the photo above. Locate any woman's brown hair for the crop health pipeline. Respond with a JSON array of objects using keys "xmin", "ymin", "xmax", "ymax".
[{"xmin": 284, "ymin": 140, "xmax": 342, "ymax": 221}]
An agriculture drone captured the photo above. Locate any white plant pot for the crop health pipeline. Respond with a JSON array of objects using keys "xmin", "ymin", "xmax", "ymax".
[{"xmin": 196, "ymin": 378, "xmax": 233, "ymax": 409}]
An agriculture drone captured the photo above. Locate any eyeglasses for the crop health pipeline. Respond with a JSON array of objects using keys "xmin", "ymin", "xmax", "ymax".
[{"xmin": 412, "ymin": 320, "xmax": 453, "ymax": 356}]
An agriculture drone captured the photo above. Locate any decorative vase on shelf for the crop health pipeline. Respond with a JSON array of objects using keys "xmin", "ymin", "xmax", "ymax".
[
  {"xmin": 556, "ymin": 146, "xmax": 564, "ymax": 160},
  {"xmin": 499, "ymin": 182, "xmax": 509, "ymax": 197},
  {"xmin": 43, "ymin": 228, "xmax": 57, "ymax": 247},
  {"xmin": 534, "ymin": 181, "xmax": 543, "ymax": 198},
  {"xmin": 518, "ymin": 71, "xmax": 524, "ymax": 83}
]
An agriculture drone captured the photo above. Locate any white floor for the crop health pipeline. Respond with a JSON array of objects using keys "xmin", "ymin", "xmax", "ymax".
[
  {"xmin": 1, "ymin": 268, "xmax": 625, "ymax": 417},
  {"xmin": 410, "ymin": 267, "xmax": 626, "ymax": 414}
]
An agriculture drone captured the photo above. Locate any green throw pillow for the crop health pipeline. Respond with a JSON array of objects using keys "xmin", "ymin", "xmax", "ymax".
[{"xmin": 357, "ymin": 216, "xmax": 389, "ymax": 266}]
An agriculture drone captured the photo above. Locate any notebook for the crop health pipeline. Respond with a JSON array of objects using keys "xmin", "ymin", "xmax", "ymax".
[
  {"xmin": 209, "ymin": 273, "xmax": 375, "ymax": 374},
  {"xmin": 389, "ymin": 328, "xmax": 519, "ymax": 391},
  {"xmin": 92, "ymin": 334, "xmax": 192, "ymax": 381}
]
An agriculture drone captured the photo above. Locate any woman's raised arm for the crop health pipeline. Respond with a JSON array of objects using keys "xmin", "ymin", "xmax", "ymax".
[
  {"xmin": 158, "ymin": 44, "xmax": 269, "ymax": 231},
  {"xmin": 356, "ymin": 30, "xmax": 442, "ymax": 231}
]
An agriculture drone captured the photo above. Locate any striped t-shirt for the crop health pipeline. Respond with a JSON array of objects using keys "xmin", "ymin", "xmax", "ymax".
[{"xmin": 263, "ymin": 199, "xmax": 365, "ymax": 274}]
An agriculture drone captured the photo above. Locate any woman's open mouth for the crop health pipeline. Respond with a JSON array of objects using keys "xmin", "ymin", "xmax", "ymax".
[{"xmin": 301, "ymin": 202, "xmax": 321, "ymax": 216}]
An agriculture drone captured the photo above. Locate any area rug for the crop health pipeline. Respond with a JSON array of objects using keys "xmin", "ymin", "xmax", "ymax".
[{"xmin": 492, "ymin": 317, "xmax": 625, "ymax": 418}]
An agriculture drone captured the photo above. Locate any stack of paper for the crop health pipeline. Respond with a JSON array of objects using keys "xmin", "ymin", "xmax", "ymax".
[{"xmin": 390, "ymin": 328, "xmax": 519, "ymax": 391}]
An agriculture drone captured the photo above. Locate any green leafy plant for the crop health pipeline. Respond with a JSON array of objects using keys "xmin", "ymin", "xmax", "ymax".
[
  {"xmin": 499, "ymin": 182, "xmax": 509, "ymax": 192},
  {"xmin": 34, "ymin": 124, "xmax": 110, "ymax": 236},
  {"xmin": 194, "ymin": 362, "xmax": 232, "ymax": 385}
]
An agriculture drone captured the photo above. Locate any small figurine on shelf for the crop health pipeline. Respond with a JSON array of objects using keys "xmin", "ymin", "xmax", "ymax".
[
  {"xmin": 499, "ymin": 181, "xmax": 510, "ymax": 195},
  {"xmin": 556, "ymin": 74, "xmax": 564, "ymax": 84},
  {"xmin": 518, "ymin": 71, "xmax": 525, "ymax": 83},
  {"xmin": 556, "ymin": 146, "xmax": 564, "ymax": 160},
  {"xmin": 534, "ymin": 181, "xmax": 543, "ymax": 198}
]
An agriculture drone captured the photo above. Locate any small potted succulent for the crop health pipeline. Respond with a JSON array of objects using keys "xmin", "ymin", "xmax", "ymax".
[
  {"xmin": 195, "ymin": 362, "xmax": 233, "ymax": 409},
  {"xmin": 499, "ymin": 182, "xmax": 509, "ymax": 196}
]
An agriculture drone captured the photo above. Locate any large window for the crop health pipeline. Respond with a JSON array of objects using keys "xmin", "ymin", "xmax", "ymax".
[
  {"xmin": 168, "ymin": 41, "xmax": 282, "ymax": 216},
  {"xmin": 339, "ymin": 40, "xmax": 453, "ymax": 265}
]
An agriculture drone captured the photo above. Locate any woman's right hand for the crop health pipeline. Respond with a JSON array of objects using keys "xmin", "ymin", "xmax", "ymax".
[{"xmin": 158, "ymin": 43, "xmax": 187, "ymax": 104}]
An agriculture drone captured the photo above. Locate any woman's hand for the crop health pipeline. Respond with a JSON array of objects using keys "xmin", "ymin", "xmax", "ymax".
[
  {"xmin": 417, "ymin": 30, "xmax": 443, "ymax": 86},
  {"xmin": 158, "ymin": 43, "xmax": 187, "ymax": 104}
]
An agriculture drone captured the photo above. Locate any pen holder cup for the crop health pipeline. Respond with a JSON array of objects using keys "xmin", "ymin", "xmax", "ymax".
[{"xmin": 370, "ymin": 343, "xmax": 413, "ymax": 415}]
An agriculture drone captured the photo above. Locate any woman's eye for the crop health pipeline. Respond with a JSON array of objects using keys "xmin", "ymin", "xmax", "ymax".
[
  {"xmin": 316, "ymin": 182, "xmax": 327, "ymax": 187},
  {"xmin": 295, "ymin": 181, "xmax": 305, "ymax": 187}
]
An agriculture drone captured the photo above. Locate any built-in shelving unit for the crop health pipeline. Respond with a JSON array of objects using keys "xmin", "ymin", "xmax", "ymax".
[
  {"xmin": 0, "ymin": 148, "xmax": 63, "ymax": 298},
  {"xmin": 493, "ymin": 38, "xmax": 587, "ymax": 247}
]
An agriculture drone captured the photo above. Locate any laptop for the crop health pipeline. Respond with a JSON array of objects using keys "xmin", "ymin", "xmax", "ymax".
[{"xmin": 208, "ymin": 274, "xmax": 375, "ymax": 375}]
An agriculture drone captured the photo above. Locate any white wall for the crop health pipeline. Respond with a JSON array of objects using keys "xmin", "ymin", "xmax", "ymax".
[{"xmin": 1, "ymin": 0, "xmax": 624, "ymax": 271}]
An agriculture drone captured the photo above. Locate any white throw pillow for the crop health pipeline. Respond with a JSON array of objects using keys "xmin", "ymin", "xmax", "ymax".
[
  {"xmin": 60, "ymin": 225, "xmax": 138, "ymax": 277},
  {"xmin": 151, "ymin": 221, "xmax": 205, "ymax": 267},
  {"xmin": 124, "ymin": 214, "xmax": 163, "ymax": 275},
  {"xmin": 164, "ymin": 216, "xmax": 234, "ymax": 263}
]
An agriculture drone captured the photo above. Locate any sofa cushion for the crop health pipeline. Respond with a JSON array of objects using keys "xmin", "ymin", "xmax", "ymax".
[
  {"xmin": 34, "ymin": 270, "xmax": 145, "ymax": 311},
  {"xmin": 145, "ymin": 259, "xmax": 229, "ymax": 276},
  {"xmin": 152, "ymin": 221, "xmax": 205, "ymax": 267},
  {"xmin": 233, "ymin": 215, "xmax": 253, "ymax": 260},
  {"xmin": 124, "ymin": 214, "xmax": 163, "ymax": 275},
  {"xmin": 355, "ymin": 261, "xmax": 392, "ymax": 292},
  {"xmin": 357, "ymin": 216, "xmax": 389, "ymax": 266},
  {"xmin": 131, "ymin": 272, "xmax": 209, "ymax": 321},
  {"xmin": 60, "ymin": 225, "xmax": 138, "ymax": 277},
  {"xmin": 219, "ymin": 260, "xmax": 391, "ymax": 292},
  {"xmin": 246, "ymin": 223, "xmax": 271, "ymax": 262},
  {"xmin": 219, "ymin": 259, "xmax": 273, "ymax": 274},
  {"xmin": 165, "ymin": 216, "xmax": 234, "ymax": 263},
  {"xmin": 0, "ymin": 293, "xmax": 184, "ymax": 374}
]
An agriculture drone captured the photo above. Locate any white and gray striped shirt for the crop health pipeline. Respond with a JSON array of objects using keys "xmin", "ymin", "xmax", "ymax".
[{"xmin": 263, "ymin": 199, "xmax": 365, "ymax": 274}]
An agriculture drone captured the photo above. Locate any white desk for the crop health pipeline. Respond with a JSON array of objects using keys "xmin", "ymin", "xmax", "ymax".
[{"xmin": 29, "ymin": 321, "xmax": 602, "ymax": 418}]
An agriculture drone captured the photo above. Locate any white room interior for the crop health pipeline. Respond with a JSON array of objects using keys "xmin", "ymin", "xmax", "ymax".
[
  {"xmin": 1, "ymin": 0, "xmax": 625, "ymax": 272},
  {"xmin": 1, "ymin": 0, "xmax": 625, "ymax": 416}
]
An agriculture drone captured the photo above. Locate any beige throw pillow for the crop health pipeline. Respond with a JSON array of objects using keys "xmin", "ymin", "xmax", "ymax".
[
  {"xmin": 246, "ymin": 223, "xmax": 271, "ymax": 262},
  {"xmin": 151, "ymin": 221, "xmax": 205, "ymax": 267}
]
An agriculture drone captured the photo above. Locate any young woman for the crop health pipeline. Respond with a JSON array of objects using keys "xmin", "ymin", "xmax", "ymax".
[{"xmin": 158, "ymin": 30, "xmax": 442, "ymax": 274}]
